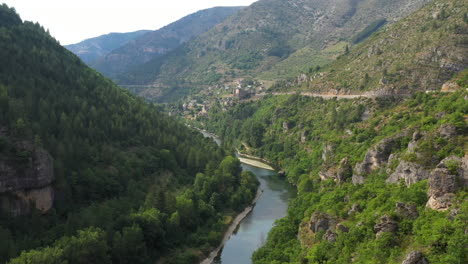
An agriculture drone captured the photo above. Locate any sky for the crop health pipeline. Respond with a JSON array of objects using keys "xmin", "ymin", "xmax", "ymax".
[{"xmin": 1, "ymin": 0, "xmax": 258, "ymax": 45}]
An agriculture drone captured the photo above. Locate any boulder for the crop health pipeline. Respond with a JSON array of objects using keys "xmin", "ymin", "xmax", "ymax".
[
  {"xmin": 386, "ymin": 161, "xmax": 430, "ymax": 187},
  {"xmin": 401, "ymin": 251, "xmax": 428, "ymax": 264},
  {"xmin": 395, "ymin": 202, "xmax": 419, "ymax": 219},
  {"xmin": 426, "ymin": 156, "xmax": 467, "ymax": 211},
  {"xmin": 374, "ymin": 214, "xmax": 398, "ymax": 237}
]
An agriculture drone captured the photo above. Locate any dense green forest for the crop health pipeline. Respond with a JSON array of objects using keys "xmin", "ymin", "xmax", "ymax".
[
  {"xmin": 198, "ymin": 85, "xmax": 467, "ymax": 263},
  {"xmin": 0, "ymin": 5, "xmax": 258, "ymax": 264}
]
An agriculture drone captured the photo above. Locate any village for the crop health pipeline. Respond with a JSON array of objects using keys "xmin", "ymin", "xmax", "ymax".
[{"xmin": 173, "ymin": 79, "xmax": 267, "ymax": 120}]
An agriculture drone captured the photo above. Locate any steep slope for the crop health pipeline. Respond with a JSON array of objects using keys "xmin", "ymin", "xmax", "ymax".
[
  {"xmin": 0, "ymin": 5, "xmax": 257, "ymax": 263},
  {"xmin": 198, "ymin": 57, "xmax": 467, "ymax": 264},
  {"xmin": 118, "ymin": 0, "xmax": 430, "ymax": 99},
  {"xmin": 91, "ymin": 6, "xmax": 244, "ymax": 78},
  {"xmin": 64, "ymin": 30, "xmax": 150, "ymax": 64},
  {"xmin": 287, "ymin": 0, "xmax": 468, "ymax": 95}
]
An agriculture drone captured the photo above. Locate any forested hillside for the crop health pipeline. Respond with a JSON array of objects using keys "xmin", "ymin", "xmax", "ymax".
[{"xmin": 0, "ymin": 5, "xmax": 257, "ymax": 264}]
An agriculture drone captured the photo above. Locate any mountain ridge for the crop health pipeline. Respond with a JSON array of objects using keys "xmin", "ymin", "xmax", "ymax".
[
  {"xmin": 65, "ymin": 30, "xmax": 150, "ymax": 64},
  {"xmin": 90, "ymin": 6, "xmax": 244, "ymax": 79}
]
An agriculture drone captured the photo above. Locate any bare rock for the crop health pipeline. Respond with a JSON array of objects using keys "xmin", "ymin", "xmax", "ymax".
[
  {"xmin": 386, "ymin": 161, "xmax": 430, "ymax": 187},
  {"xmin": 348, "ymin": 204, "xmax": 361, "ymax": 215},
  {"xmin": 283, "ymin": 121, "xmax": 292, "ymax": 132},
  {"xmin": 337, "ymin": 157, "xmax": 352, "ymax": 184},
  {"xmin": 323, "ymin": 229, "xmax": 337, "ymax": 243},
  {"xmin": 407, "ymin": 131, "xmax": 422, "ymax": 153},
  {"xmin": 426, "ymin": 156, "xmax": 467, "ymax": 211},
  {"xmin": 449, "ymin": 208, "xmax": 461, "ymax": 220},
  {"xmin": 395, "ymin": 202, "xmax": 419, "ymax": 219},
  {"xmin": 441, "ymin": 81, "xmax": 460, "ymax": 92},
  {"xmin": 0, "ymin": 142, "xmax": 54, "ymax": 193},
  {"xmin": 0, "ymin": 141, "xmax": 55, "ymax": 215},
  {"xmin": 353, "ymin": 133, "xmax": 409, "ymax": 184},
  {"xmin": 318, "ymin": 157, "xmax": 352, "ymax": 184},
  {"xmin": 309, "ymin": 212, "xmax": 336, "ymax": 233},
  {"xmin": 319, "ymin": 167, "xmax": 336, "ymax": 181},
  {"xmin": 352, "ymin": 174, "xmax": 365, "ymax": 185},
  {"xmin": 374, "ymin": 214, "xmax": 398, "ymax": 237},
  {"xmin": 401, "ymin": 251, "xmax": 428, "ymax": 264},
  {"xmin": 300, "ymin": 130, "xmax": 308, "ymax": 143},
  {"xmin": 438, "ymin": 124, "xmax": 457, "ymax": 139}
]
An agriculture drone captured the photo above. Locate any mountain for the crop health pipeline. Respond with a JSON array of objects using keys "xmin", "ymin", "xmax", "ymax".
[
  {"xmin": 284, "ymin": 0, "xmax": 467, "ymax": 95},
  {"xmin": 64, "ymin": 30, "xmax": 150, "ymax": 64},
  {"xmin": 117, "ymin": 0, "xmax": 430, "ymax": 100},
  {"xmin": 0, "ymin": 4, "xmax": 258, "ymax": 263},
  {"xmin": 90, "ymin": 6, "xmax": 244, "ymax": 78}
]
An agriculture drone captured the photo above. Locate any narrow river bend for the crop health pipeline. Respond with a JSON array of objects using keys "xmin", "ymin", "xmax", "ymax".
[{"xmin": 200, "ymin": 130, "xmax": 295, "ymax": 264}]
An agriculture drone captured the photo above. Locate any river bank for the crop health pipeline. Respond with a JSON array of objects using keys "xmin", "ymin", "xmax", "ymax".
[{"xmin": 199, "ymin": 188, "xmax": 263, "ymax": 264}]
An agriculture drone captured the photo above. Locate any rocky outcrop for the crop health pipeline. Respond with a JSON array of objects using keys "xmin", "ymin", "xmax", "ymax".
[
  {"xmin": 323, "ymin": 229, "xmax": 337, "ymax": 243},
  {"xmin": 386, "ymin": 161, "xmax": 430, "ymax": 187},
  {"xmin": 348, "ymin": 203, "xmax": 361, "ymax": 215},
  {"xmin": 0, "ymin": 141, "xmax": 54, "ymax": 215},
  {"xmin": 337, "ymin": 157, "xmax": 352, "ymax": 184},
  {"xmin": 298, "ymin": 212, "xmax": 337, "ymax": 247},
  {"xmin": 309, "ymin": 212, "xmax": 336, "ymax": 233},
  {"xmin": 300, "ymin": 130, "xmax": 308, "ymax": 143},
  {"xmin": 353, "ymin": 132, "xmax": 410, "ymax": 184},
  {"xmin": 407, "ymin": 131, "xmax": 422, "ymax": 153},
  {"xmin": 401, "ymin": 251, "xmax": 428, "ymax": 264},
  {"xmin": 322, "ymin": 143, "xmax": 334, "ymax": 163},
  {"xmin": 395, "ymin": 202, "xmax": 419, "ymax": 219},
  {"xmin": 0, "ymin": 186, "xmax": 54, "ymax": 216},
  {"xmin": 438, "ymin": 124, "xmax": 457, "ymax": 139},
  {"xmin": 374, "ymin": 214, "xmax": 398, "ymax": 238},
  {"xmin": 319, "ymin": 157, "xmax": 352, "ymax": 184},
  {"xmin": 441, "ymin": 81, "xmax": 460, "ymax": 92},
  {"xmin": 282, "ymin": 121, "xmax": 292, "ymax": 132},
  {"xmin": 426, "ymin": 156, "xmax": 467, "ymax": 211}
]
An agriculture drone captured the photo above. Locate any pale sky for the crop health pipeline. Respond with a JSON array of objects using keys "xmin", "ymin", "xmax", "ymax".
[{"xmin": 1, "ymin": 0, "xmax": 257, "ymax": 45}]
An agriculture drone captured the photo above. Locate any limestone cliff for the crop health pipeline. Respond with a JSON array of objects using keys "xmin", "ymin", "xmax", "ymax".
[{"xmin": 0, "ymin": 141, "xmax": 54, "ymax": 216}]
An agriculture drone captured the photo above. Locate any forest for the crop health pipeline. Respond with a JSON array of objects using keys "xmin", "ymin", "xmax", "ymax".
[{"xmin": 0, "ymin": 5, "xmax": 258, "ymax": 264}]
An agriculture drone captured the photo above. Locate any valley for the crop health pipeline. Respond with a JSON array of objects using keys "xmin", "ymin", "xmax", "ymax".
[{"xmin": 1, "ymin": 0, "xmax": 467, "ymax": 264}]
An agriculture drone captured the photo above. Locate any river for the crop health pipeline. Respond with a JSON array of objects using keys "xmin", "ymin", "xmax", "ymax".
[{"xmin": 200, "ymin": 130, "xmax": 295, "ymax": 264}]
